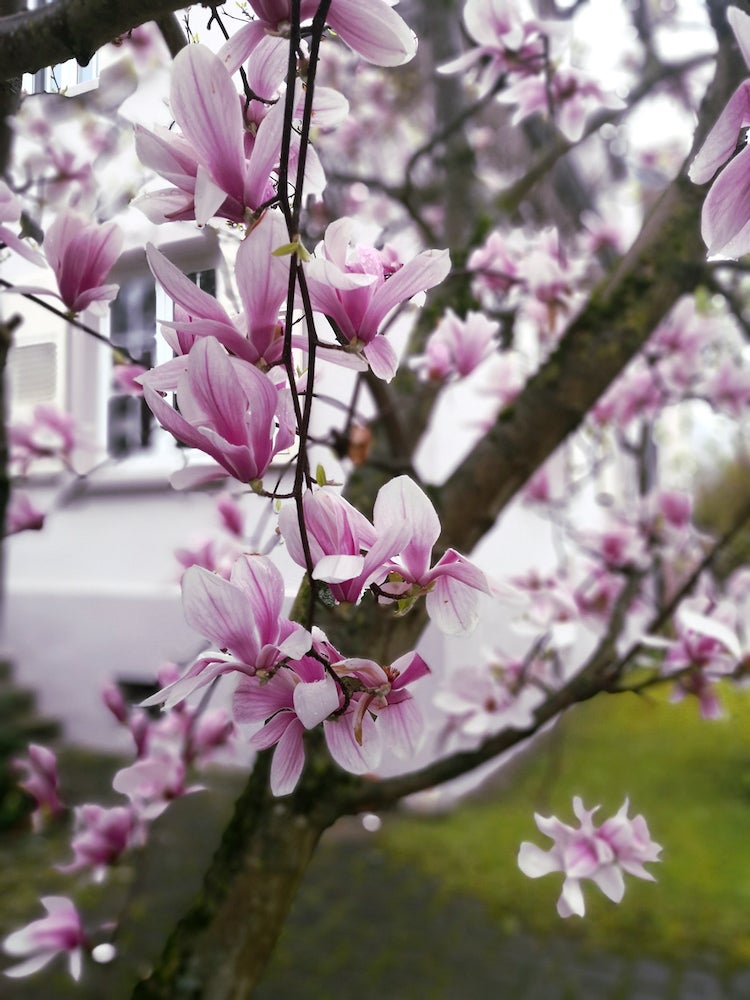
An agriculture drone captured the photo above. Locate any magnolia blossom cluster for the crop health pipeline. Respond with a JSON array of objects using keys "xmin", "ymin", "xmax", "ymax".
[
  {"xmin": 468, "ymin": 226, "xmax": 584, "ymax": 350},
  {"xmin": 132, "ymin": 550, "xmax": 433, "ymax": 796},
  {"xmin": 127, "ymin": 35, "xmax": 451, "ymax": 494},
  {"xmin": 429, "ymin": 480, "xmax": 703, "ymax": 742},
  {"xmin": 643, "ymin": 598, "xmax": 750, "ymax": 719},
  {"xmin": 434, "ymin": 655, "xmax": 544, "ymax": 743},
  {"xmin": 442, "ymin": 0, "xmax": 622, "ymax": 141},
  {"xmin": 7, "ymin": 60, "xmax": 138, "ymax": 216},
  {"xmin": 3, "ymin": 670, "xmax": 238, "ymax": 977},
  {"xmin": 5, "ymin": 404, "xmax": 80, "ymax": 537},
  {"xmin": 518, "ymin": 797, "xmax": 662, "ymax": 917},
  {"xmin": 279, "ymin": 476, "xmax": 489, "ymax": 633},
  {"xmin": 142, "ymin": 473, "xmax": 489, "ymax": 796},
  {"xmin": 593, "ymin": 297, "xmax": 749, "ymax": 428}
]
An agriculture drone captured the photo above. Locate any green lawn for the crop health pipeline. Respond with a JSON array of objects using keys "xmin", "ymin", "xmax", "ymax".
[{"xmin": 380, "ymin": 683, "xmax": 750, "ymax": 966}]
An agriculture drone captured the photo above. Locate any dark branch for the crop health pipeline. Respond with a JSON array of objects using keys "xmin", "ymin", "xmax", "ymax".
[
  {"xmin": 155, "ymin": 13, "xmax": 187, "ymax": 57},
  {"xmin": 0, "ymin": 0, "xmax": 224, "ymax": 80}
]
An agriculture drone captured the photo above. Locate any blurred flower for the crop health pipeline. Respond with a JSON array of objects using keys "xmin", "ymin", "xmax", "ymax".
[
  {"xmin": 518, "ymin": 796, "xmax": 661, "ymax": 917},
  {"xmin": 14, "ymin": 744, "xmax": 64, "ymax": 831},
  {"xmin": 58, "ymin": 804, "xmax": 143, "ymax": 881},
  {"xmin": 5, "ymin": 491, "xmax": 45, "ymax": 536},
  {"xmin": 3, "ymin": 897, "xmax": 85, "ymax": 981}
]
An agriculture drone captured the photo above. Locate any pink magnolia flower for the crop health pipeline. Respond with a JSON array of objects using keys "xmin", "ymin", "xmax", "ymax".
[
  {"xmin": 278, "ymin": 484, "xmax": 412, "ymax": 604},
  {"xmin": 376, "ymin": 476, "xmax": 490, "ymax": 635},
  {"xmin": 579, "ymin": 210, "xmax": 631, "ymax": 257},
  {"xmin": 434, "ymin": 661, "xmax": 540, "ymax": 740},
  {"xmin": 5, "ymin": 491, "xmax": 45, "ymax": 536},
  {"xmin": 498, "ymin": 65, "xmax": 622, "ymax": 142},
  {"xmin": 703, "ymin": 362, "xmax": 750, "ymax": 417},
  {"xmin": 235, "ymin": 651, "xmax": 341, "ymax": 796},
  {"xmin": 322, "ymin": 651, "xmax": 430, "ymax": 774},
  {"xmin": 134, "ymin": 45, "xmax": 288, "ymax": 226},
  {"xmin": 509, "ymin": 569, "xmax": 580, "ymax": 650},
  {"xmin": 175, "ymin": 538, "xmax": 219, "ymax": 578},
  {"xmin": 112, "ymin": 752, "xmax": 200, "ymax": 820},
  {"xmin": 145, "ymin": 210, "xmax": 290, "ymax": 368},
  {"xmin": 304, "ymin": 218, "xmax": 451, "ymax": 380},
  {"xmin": 689, "ymin": 8, "xmax": 750, "ymax": 256},
  {"xmin": 12, "ymin": 211, "xmax": 122, "ymax": 314},
  {"xmin": 142, "ymin": 337, "xmax": 294, "ymax": 490},
  {"xmin": 14, "ymin": 744, "xmax": 64, "ymax": 831},
  {"xmin": 659, "ymin": 490, "xmax": 692, "ymax": 528},
  {"xmin": 216, "ymin": 493, "xmax": 245, "ymax": 537},
  {"xmin": 58, "ymin": 804, "xmax": 143, "ymax": 881},
  {"xmin": 591, "ymin": 359, "xmax": 664, "ymax": 427},
  {"xmin": 418, "ymin": 309, "xmax": 498, "ymax": 380},
  {"xmin": 143, "ymin": 555, "xmax": 311, "ymax": 709},
  {"xmin": 240, "ymin": 0, "xmax": 417, "ymax": 67},
  {"xmin": 439, "ymin": 0, "xmax": 549, "ymax": 88},
  {"xmin": 468, "ymin": 229, "xmax": 524, "ymax": 303},
  {"xmin": 3, "ymin": 897, "xmax": 85, "ymax": 981},
  {"xmin": 518, "ymin": 796, "xmax": 661, "ymax": 917},
  {"xmin": 101, "ymin": 683, "xmax": 129, "ymax": 725},
  {"xmin": 652, "ymin": 601, "xmax": 741, "ymax": 718},
  {"xmin": 574, "ymin": 565, "xmax": 625, "ymax": 625},
  {"xmin": 10, "ymin": 403, "xmax": 77, "ymax": 474},
  {"xmin": 581, "ymin": 521, "xmax": 649, "ymax": 572},
  {"xmin": 112, "ymin": 363, "xmax": 147, "ymax": 396},
  {"xmin": 650, "ymin": 297, "xmax": 714, "ymax": 370},
  {"xmin": 516, "ymin": 228, "xmax": 581, "ymax": 307},
  {"xmin": 187, "ymin": 707, "xmax": 236, "ymax": 765}
]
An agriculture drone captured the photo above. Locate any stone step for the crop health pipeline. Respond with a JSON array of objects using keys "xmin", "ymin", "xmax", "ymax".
[{"xmin": 0, "ymin": 716, "xmax": 61, "ymax": 756}]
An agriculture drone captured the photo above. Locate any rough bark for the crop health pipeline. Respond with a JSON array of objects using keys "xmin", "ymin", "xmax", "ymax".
[
  {"xmin": 131, "ymin": 746, "xmax": 357, "ymax": 1000},
  {"xmin": 437, "ymin": 169, "xmax": 707, "ymax": 554},
  {"xmin": 0, "ymin": 0, "xmax": 222, "ymax": 79}
]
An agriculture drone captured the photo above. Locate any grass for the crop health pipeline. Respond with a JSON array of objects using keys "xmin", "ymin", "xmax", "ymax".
[{"xmin": 379, "ymin": 682, "xmax": 750, "ymax": 967}]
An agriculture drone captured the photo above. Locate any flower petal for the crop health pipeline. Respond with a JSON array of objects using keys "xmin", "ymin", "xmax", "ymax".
[
  {"xmin": 170, "ymin": 45, "xmax": 246, "ymax": 203},
  {"xmin": 293, "ymin": 675, "xmax": 341, "ymax": 729},
  {"xmin": 328, "ymin": 0, "xmax": 417, "ymax": 66}
]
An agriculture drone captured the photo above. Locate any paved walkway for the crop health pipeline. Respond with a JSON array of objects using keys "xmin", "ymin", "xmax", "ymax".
[{"xmin": 258, "ymin": 833, "xmax": 748, "ymax": 1000}]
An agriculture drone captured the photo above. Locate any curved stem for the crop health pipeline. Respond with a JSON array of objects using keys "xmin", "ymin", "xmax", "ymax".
[{"xmin": 0, "ymin": 277, "xmax": 140, "ymax": 364}]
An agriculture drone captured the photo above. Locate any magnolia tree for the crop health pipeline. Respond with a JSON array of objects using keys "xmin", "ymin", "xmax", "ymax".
[{"xmin": 1, "ymin": 0, "xmax": 749, "ymax": 995}]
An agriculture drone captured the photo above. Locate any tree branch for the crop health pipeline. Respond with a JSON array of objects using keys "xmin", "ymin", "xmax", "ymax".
[
  {"xmin": 0, "ymin": 0, "xmax": 223, "ymax": 80},
  {"xmin": 433, "ymin": 30, "xmax": 746, "ymax": 557},
  {"xmin": 155, "ymin": 13, "xmax": 187, "ymax": 57},
  {"xmin": 497, "ymin": 51, "xmax": 714, "ymax": 216}
]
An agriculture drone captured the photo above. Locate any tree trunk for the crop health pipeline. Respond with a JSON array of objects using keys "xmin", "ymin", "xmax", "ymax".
[{"xmin": 131, "ymin": 749, "xmax": 347, "ymax": 999}]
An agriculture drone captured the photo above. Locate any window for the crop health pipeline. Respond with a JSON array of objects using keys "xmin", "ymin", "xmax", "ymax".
[
  {"xmin": 107, "ymin": 276, "xmax": 157, "ymax": 457},
  {"xmin": 22, "ymin": 0, "xmax": 100, "ymax": 98},
  {"xmin": 106, "ymin": 260, "xmax": 218, "ymax": 459},
  {"xmin": 6, "ymin": 233, "xmax": 221, "ymax": 480},
  {"xmin": 103, "ymin": 233, "xmax": 221, "ymax": 466}
]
